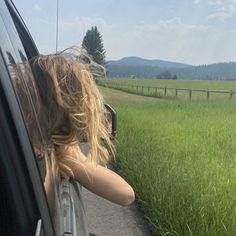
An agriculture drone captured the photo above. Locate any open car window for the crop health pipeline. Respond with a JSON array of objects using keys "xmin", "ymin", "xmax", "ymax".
[
  {"xmin": 5, "ymin": 0, "xmax": 39, "ymax": 59},
  {"xmin": 0, "ymin": 1, "xmax": 59, "ymax": 234},
  {"xmin": 1, "ymin": 2, "xmax": 89, "ymax": 235}
]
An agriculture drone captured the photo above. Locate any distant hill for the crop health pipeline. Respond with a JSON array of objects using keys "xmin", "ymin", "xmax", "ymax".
[
  {"xmin": 175, "ymin": 62, "xmax": 236, "ymax": 80},
  {"xmin": 107, "ymin": 56, "xmax": 191, "ymax": 68},
  {"xmin": 106, "ymin": 57, "xmax": 236, "ymax": 80}
]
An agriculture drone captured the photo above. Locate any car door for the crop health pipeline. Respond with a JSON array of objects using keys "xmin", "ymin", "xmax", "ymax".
[
  {"xmin": 0, "ymin": 1, "xmax": 89, "ymax": 235},
  {"xmin": 0, "ymin": 1, "xmax": 54, "ymax": 235}
]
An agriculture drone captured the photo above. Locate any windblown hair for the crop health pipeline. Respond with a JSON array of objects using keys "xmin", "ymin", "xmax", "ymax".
[{"xmin": 17, "ymin": 49, "xmax": 114, "ymax": 178}]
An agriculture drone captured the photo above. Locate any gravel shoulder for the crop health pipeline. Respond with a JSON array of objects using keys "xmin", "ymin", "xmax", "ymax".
[
  {"xmin": 82, "ymin": 188, "xmax": 153, "ymax": 236},
  {"xmin": 80, "ymin": 143, "xmax": 154, "ymax": 236}
]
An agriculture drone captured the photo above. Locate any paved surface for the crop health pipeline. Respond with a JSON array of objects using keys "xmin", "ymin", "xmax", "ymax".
[
  {"xmin": 80, "ymin": 143, "xmax": 153, "ymax": 236},
  {"xmin": 82, "ymin": 188, "xmax": 153, "ymax": 236}
]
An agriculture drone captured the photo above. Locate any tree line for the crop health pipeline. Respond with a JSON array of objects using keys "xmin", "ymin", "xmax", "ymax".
[{"xmin": 106, "ymin": 63, "xmax": 236, "ymax": 80}]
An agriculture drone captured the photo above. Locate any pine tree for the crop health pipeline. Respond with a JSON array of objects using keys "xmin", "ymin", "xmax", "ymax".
[{"xmin": 82, "ymin": 26, "xmax": 106, "ymax": 65}]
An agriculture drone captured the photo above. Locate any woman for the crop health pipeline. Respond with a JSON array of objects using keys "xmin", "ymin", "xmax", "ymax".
[{"xmin": 27, "ymin": 50, "xmax": 135, "ymax": 207}]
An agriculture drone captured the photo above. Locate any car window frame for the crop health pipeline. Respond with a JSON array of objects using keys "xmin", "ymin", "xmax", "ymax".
[
  {"xmin": 1, "ymin": 2, "xmax": 90, "ymax": 235},
  {"xmin": 0, "ymin": 1, "xmax": 55, "ymax": 235},
  {"xmin": 5, "ymin": 0, "xmax": 39, "ymax": 59},
  {"xmin": 0, "ymin": 50, "xmax": 52, "ymax": 236}
]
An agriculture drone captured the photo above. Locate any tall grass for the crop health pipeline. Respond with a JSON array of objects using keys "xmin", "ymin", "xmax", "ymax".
[{"xmin": 101, "ymin": 87, "xmax": 236, "ymax": 236}]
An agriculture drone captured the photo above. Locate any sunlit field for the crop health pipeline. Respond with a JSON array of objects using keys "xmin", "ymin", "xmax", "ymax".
[
  {"xmin": 99, "ymin": 78, "xmax": 236, "ymax": 100},
  {"xmin": 101, "ymin": 86, "xmax": 236, "ymax": 236},
  {"xmin": 102, "ymin": 78, "xmax": 236, "ymax": 90}
]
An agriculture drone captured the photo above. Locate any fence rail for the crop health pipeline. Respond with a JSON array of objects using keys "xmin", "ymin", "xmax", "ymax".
[{"xmin": 98, "ymin": 81, "xmax": 236, "ymax": 100}]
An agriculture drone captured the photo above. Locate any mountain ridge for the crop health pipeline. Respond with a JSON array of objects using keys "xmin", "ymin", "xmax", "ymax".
[
  {"xmin": 106, "ymin": 57, "xmax": 236, "ymax": 80},
  {"xmin": 107, "ymin": 56, "xmax": 191, "ymax": 69}
]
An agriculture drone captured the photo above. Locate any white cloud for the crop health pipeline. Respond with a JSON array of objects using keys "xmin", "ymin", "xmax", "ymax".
[
  {"xmin": 34, "ymin": 16, "xmax": 116, "ymax": 51},
  {"xmin": 104, "ymin": 17, "xmax": 236, "ymax": 64},
  {"xmin": 34, "ymin": 16, "xmax": 236, "ymax": 65},
  {"xmin": 207, "ymin": 5, "xmax": 235, "ymax": 21},
  {"xmin": 58, "ymin": 16, "xmax": 116, "ymax": 34},
  {"xmin": 197, "ymin": 0, "xmax": 236, "ymax": 22},
  {"xmin": 104, "ymin": 18, "xmax": 213, "ymax": 64},
  {"xmin": 34, "ymin": 4, "xmax": 42, "ymax": 12},
  {"xmin": 194, "ymin": 0, "xmax": 224, "ymax": 4},
  {"xmin": 135, "ymin": 17, "xmax": 208, "ymax": 33},
  {"xmin": 194, "ymin": 0, "xmax": 232, "ymax": 6},
  {"xmin": 208, "ymin": 0, "xmax": 224, "ymax": 5},
  {"xmin": 55, "ymin": 16, "xmax": 117, "ymax": 50}
]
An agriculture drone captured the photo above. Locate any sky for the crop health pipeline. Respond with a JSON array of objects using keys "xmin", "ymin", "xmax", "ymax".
[{"xmin": 13, "ymin": 0, "xmax": 236, "ymax": 65}]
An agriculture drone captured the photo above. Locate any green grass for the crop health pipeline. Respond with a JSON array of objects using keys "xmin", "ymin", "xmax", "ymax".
[
  {"xmin": 102, "ymin": 78, "xmax": 236, "ymax": 90},
  {"xmin": 101, "ymin": 87, "xmax": 236, "ymax": 236},
  {"xmin": 99, "ymin": 78, "xmax": 236, "ymax": 100}
]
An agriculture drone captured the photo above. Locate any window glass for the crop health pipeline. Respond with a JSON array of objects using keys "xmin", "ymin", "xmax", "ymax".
[
  {"xmin": 0, "ymin": 9, "xmax": 46, "ymax": 180},
  {"xmin": 0, "ymin": 3, "xmax": 60, "ymax": 233}
]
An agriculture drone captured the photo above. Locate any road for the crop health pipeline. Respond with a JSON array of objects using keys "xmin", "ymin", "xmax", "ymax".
[
  {"xmin": 82, "ymin": 188, "xmax": 153, "ymax": 236},
  {"xmin": 80, "ymin": 143, "xmax": 153, "ymax": 236}
]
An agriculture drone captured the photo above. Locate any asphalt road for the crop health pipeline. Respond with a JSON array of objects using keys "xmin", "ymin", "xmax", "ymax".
[
  {"xmin": 82, "ymin": 187, "xmax": 153, "ymax": 236},
  {"xmin": 80, "ymin": 143, "xmax": 153, "ymax": 236}
]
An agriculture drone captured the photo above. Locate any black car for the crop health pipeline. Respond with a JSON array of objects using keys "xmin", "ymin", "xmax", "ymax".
[{"xmin": 0, "ymin": 1, "xmax": 116, "ymax": 235}]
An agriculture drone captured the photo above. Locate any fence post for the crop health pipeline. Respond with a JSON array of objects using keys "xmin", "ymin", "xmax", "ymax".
[
  {"xmin": 207, "ymin": 90, "xmax": 210, "ymax": 100},
  {"xmin": 102, "ymin": 84, "xmax": 236, "ymax": 101},
  {"xmin": 189, "ymin": 89, "xmax": 192, "ymax": 100}
]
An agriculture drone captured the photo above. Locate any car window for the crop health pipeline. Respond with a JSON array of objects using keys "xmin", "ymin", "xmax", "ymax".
[
  {"xmin": 1, "ymin": 2, "xmax": 91, "ymax": 235},
  {"xmin": 5, "ymin": 0, "xmax": 39, "ymax": 59},
  {"xmin": 0, "ymin": 2, "xmax": 61, "ymax": 234},
  {"xmin": 0, "ymin": 2, "xmax": 46, "ymax": 180}
]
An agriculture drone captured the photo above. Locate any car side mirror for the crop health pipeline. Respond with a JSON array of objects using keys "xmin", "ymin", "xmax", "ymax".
[{"xmin": 104, "ymin": 103, "xmax": 117, "ymax": 139}]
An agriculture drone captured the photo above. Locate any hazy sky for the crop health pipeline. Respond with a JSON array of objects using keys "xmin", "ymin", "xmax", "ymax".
[{"xmin": 13, "ymin": 0, "xmax": 236, "ymax": 65}]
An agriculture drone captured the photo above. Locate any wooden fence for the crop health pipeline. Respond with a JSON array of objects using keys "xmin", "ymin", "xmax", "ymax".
[{"xmin": 98, "ymin": 81, "xmax": 236, "ymax": 100}]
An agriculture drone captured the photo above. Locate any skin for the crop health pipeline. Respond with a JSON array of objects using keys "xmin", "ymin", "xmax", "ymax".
[{"xmin": 62, "ymin": 145, "xmax": 135, "ymax": 206}]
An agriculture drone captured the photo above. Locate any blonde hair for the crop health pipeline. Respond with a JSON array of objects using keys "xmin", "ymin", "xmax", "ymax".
[{"xmin": 25, "ymin": 49, "xmax": 114, "ymax": 178}]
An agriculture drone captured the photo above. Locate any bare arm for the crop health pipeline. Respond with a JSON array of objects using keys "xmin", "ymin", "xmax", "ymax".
[{"xmin": 63, "ymin": 145, "xmax": 135, "ymax": 206}]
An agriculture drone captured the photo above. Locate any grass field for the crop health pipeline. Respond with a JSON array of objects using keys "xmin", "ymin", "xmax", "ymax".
[
  {"xmin": 102, "ymin": 78, "xmax": 236, "ymax": 90},
  {"xmin": 99, "ymin": 78, "xmax": 236, "ymax": 100},
  {"xmin": 100, "ymin": 86, "xmax": 236, "ymax": 236}
]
